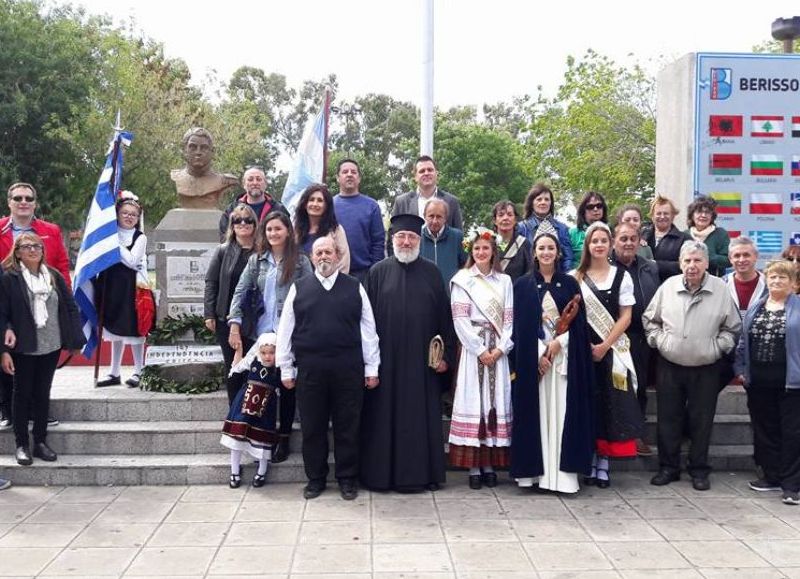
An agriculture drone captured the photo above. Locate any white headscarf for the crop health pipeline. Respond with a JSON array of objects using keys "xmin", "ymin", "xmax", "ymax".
[{"xmin": 229, "ymin": 332, "xmax": 277, "ymax": 376}]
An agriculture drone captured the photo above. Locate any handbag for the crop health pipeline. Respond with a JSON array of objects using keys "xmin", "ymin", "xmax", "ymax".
[
  {"xmin": 240, "ymin": 257, "xmax": 265, "ymax": 339},
  {"xmin": 135, "ymin": 285, "xmax": 156, "ymax": 337}
]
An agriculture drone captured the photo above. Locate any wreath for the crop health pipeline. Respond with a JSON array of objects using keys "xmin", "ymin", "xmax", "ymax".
[{"xmin": 140, "ymin": 314, "xmax": 225, "ymax": 395}]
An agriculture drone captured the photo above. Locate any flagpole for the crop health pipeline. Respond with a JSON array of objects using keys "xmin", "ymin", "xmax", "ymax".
[
  {"xmin": 421, "ymin": 0, "xmax": 434, "ymax": 156},
  {"xmin": 322, "ymin": 87, "xmax": 332, "ymax": 182},
  {"xmin": 93, "ymin": 114, "xmax": 124, "ymax": 385}
]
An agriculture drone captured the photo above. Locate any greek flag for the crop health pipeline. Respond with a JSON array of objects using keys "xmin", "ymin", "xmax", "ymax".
[
  {"xmin": 73, "ymin": 130, "xmax": 133, "ymax": 358},
  {"xmin": 281, "ymin": 101, "xmax": 327, "ymax": 217}
]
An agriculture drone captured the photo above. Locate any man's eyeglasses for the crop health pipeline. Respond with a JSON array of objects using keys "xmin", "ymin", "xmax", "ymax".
[
  {"xmin": 585, "ymin": 203, "xmax": 603, "ymax": 211},
  {"xmin": 10, "ymin": 196, "xmax": 35, "ymax": 203},
  {"xmin": 18, "ymin": 244, "xmax": 43, "ymax": 252},
  {"xmin": 231, "ymin": 217, "xmax": 255, "ymax": 225}
]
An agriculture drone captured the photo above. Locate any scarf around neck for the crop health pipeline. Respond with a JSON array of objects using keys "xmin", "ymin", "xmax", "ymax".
[{"xmin": 21, "ymin": 263, "xmax": 53, "ymax": 328}]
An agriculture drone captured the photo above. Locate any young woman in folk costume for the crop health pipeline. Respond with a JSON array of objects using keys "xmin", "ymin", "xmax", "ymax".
[
  {"xmin": 510, "ymin": 221, "xmax": 595, "ymax": 493},
  {"xmin": 449, "ymin": 227, "xmax": 514, "ymax": 490},
  {"xmin": 571, "ymin": 221, "xmax": 643, "ymax": 488}
]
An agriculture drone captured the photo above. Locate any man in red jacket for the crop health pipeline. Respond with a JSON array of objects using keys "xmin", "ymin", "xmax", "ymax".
[
  {"xmin": 0, "ymin": 183, "xmax": 71, "ymax": 286},
  {"xmin": 0, "ymin": 182, "xmax": 70, "ymax": 429}
]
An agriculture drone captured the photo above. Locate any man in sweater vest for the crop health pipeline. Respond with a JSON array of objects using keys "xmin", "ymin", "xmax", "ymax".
[{"xmin": 276, "ymin": 237, "xmax": 380, "ymax": 500}]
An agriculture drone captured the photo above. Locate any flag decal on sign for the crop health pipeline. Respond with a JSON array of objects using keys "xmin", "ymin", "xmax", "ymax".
[
  {"xmin": 709, "ymin": 153, "xmax": 742, "ymax": 175},
  {"xmin": 751, "ymin": 115, "xmax": 784, "ymax": 138},
  {"xmin": 709, "ymin": 115, "xmax": 743, "ymax": 137},
  {"xmin": 791, "ymin": 192, "xmax": 800, "ymax": 215},
  {"xmin": 710, "ymin": 192, "xmax": 741, "ymax": 214},
  {"xmin": 749, "ymin": 193, "xmax": 782, "ymax": 215},
  {"xmin": 750, "ymin": 155, "xmax": 783, "ymax": 176},
  {"xmin": 749, "ymin": 230, "xmax": 783, "ymax": 254}
]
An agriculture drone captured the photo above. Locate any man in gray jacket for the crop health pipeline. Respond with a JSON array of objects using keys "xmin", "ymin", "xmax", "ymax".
[
  {"xmin": 391, "ymin": 156, "xmax": 463, "ymax": 230},
  {"xmin": 643, "ymin": 240, "xmax": 741, "ymax": 491}
]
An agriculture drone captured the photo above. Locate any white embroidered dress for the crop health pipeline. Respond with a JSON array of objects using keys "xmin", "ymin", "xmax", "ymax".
[{"xmin": 449, "ymin": 266, "xmax": 514, "ymax": 451}]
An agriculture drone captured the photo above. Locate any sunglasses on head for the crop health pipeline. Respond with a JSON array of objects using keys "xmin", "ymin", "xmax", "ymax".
[
  {"xmin": 231, "ymin": 217, "xmax": 255, "ymax": 225},
  {"xmin": 11, "ymin": 195, "xmax": 35, "ymax": 203}
]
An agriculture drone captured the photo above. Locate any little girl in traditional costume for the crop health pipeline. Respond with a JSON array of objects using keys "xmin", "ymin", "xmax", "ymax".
[{"xmin": 221, "ymin": 333, "xmax": 280, "ymax": 488}]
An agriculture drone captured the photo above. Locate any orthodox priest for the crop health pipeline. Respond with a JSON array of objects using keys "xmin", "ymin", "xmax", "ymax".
[{"xmin": 360, "ymin": 214, "xmax": 456, "ymax": 492}]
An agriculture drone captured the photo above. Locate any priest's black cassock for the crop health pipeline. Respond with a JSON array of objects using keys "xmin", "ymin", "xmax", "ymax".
[
  {"xmin": 509, "ymin": 271, "xmax": 596, "ymax": 479},
  {"xmin": 360, "ymin": 255, "xmax": 456, "ymax": 490}
]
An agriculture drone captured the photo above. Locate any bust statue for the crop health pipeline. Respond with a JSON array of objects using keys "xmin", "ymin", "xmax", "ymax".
[{"xmin": 171, "ymin": 128, "xmax": 238, "ymax": 210}]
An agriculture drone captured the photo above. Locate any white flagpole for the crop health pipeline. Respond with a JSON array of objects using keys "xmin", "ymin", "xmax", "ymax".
[{"xmin": 421, "ymin": 0, "xmax": 434, "ymax": 156}]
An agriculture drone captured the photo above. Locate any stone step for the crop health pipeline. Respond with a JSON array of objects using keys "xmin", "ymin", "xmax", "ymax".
[
  {"xmin": 0, "ymin": 453, "xmax": 307, "ymax": 486},
  {"xmin": 643, "ymin": 414, "xmax": 753, "ymax": 445},
  {"xmin": 0, "ymin": 421, "xmax": 224, "ymax": 455},
  {"xmin": 49, "ymin": 393, "xmax": 228, "ymax": 423}
]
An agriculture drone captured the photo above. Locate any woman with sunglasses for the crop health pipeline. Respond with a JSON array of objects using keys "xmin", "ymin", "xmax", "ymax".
[
  {"xmin": 293, "ymin": 183, "xmax": 350, "ymax": 273},
  {"xmin": 569, "ymin": 192, "xmax": 608, "ymax": 268},
  {"xmin": 205, "ymin": 204, "xmax": 260, "ymax": 402},
  {"xmin": 0, "ymin": 233, "xmax": 85, "ymax": 465},
  {"xmin": 229, "ymin": 211, "xmax": 312, "ymax": 464},
  {"xmin": 94, "ymin": 193, "xmax": 150, "ymax": 388}
]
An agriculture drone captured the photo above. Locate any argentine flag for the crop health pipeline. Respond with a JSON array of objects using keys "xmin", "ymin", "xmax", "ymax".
[
  {"xmin": 73, "ymin": 130, "xmax": 133, "ymax": 358},
  {"xmin": 282, "ymin": 102, "xmax": 327, "ymax": 217}
]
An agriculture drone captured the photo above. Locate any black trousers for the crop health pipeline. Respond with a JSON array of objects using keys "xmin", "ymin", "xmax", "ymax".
[
  {"xmin": 296, "ymin": 362, "xmax": 364, "ymax": 482},
  {"xmin": 746, "ymin": 387, "xmax": 800, "ymax": 492},
  {"xmin": 214, "ymin": 320, "xmax": 254, "ymax": 404},
  {"xmin": 12, "ymin": 350, "xmax": 60, "ymax": 448},
  {"xmin": 0, "ymin": 370, "xmax": 12, "ymax": 419},
  {"xmin": 656, "ymin": 358, "xmax": 720, "ymax": 478},
  {"xmin": 629, "ymin": 331, "xmax": 652, "ymax": 417}
]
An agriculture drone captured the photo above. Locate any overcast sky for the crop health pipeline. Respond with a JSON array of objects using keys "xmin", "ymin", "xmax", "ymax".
[{"xmin": 71, "ymin": 0, "xmax": 796, "ymax": 107}]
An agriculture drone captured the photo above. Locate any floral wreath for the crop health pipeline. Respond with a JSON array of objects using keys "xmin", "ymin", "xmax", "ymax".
[{"xmin": 462, "ymin": 226, "xmax": 503, "ymax": 252}]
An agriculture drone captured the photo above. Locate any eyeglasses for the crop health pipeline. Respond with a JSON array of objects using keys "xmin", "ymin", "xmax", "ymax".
[
  {"xmin": 787, "ymin": 256, "xmax": 800, "ymax": 263},
  {"xmin": 119, "ymin": 211, "xmax": 139, "ymax": 219},
  {"xmin": 10, "ymin": 196, "xmax": 35, "ymax": 203},
  {"xmin": 231, "ymin": 217, "xmax": 255, "ymax": 225},
  {"xmin": 18, "ymin": 244, "xmax": 43, "ymax": 252},
  {"xmin": 585, "ymin": 203, "xmax": 603, "ymax": 211}
]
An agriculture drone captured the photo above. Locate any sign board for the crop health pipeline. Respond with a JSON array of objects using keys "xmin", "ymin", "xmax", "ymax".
[
  {"xmin": 145, "ymin": 344, "xmax": 224, "ymax": 366},
  {"xmin": 167, "ymin": 302, "xmax": 206, "ymax": 317},
  {"xmin": 694, "ymin": 52, "xmax": 800, "ymax": 262},
  {"xmin": 166, "ymin": 256, "xmax": 210, "ymax": 299}
]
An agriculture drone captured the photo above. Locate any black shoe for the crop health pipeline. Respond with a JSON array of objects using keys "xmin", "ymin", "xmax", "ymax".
[
  {"xmin": 252, "ymin": 473, "xmax": 266, "ymax": 488},
  {"xmin": 271, "ymin": 438, "xmax": 290, "ymax": 464},
  {"xmin": 15, "ymin": 446, "xmax": 32, "ymax": 466},
  {"xmin": 749, "ymin": 478, "xmax": 781, "ymax": 492},
  {"xmin": 468, "ymin": 474, "xmax": 482, "ymax": 490},
  {"xmin": 339, "ymin": 479, "xmax": 358, "ymax": 500},
  {"xmin": 33, "ymin": 442, "xmax": 57, "ymax": 462},
  {"xmin": 426, "ymin": 482, "xmax": 441, "ymax": 492},
  {"xmin": 303, "ymin": 480, "xmax": 326, "ymax": 499},
  {"xmin": 482, "ymin": 472, "xmax": 498, "ymax": 488},
  {"xmin": 47, "ymin": 416, "xmax": 59, "ymax": 427},
  {"xmin": 583, "ymin": 476, "xmax": 597, "ymax": 486},
  {"xmin": 125, "ymin": 374, "xmax": 141, "ymax": 388},
  {"xmin": 229, "ymin": 472, "xmax": 241, "ymax": 489},
  {"xmin": 650, "ymin": 470, "xmax": 680, "ymax": 486},
  {"xmin": 0, "ymin": 417, "xmax": 10, "ymax": 431},
  {"xmin": 692, "ymin": 477, "xmax": 710, "ymax": 491},
  {"xmin": 95, "ymin": 375, "xmax": 121, "ymax": 388}
]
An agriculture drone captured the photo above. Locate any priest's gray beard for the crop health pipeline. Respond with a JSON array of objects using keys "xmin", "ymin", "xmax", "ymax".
[{"xmin": 393, "ymin": 242, "xmax": 420, "ymax": 264}]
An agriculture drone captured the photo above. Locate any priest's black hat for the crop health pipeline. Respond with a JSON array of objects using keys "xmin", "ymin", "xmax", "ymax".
[{"xmin": 390, "ymin": 213, "xmax": 424, "ymax": 235}]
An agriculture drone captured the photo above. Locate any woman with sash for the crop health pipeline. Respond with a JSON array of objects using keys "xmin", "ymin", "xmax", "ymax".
[
  {"xmin": 492, "ymin": 200, "xmax": 532, "ymax": 282},
  {"xmin": 449, "ymin": 227, "xmax": 514, "ymax": 490},
  {"xmin": 572, "ymin": 221, "xmax": 643, "ymax": 488},
  {"xmin": 512, "ymin": 222, "xmax": 595, "ymax": 493}
]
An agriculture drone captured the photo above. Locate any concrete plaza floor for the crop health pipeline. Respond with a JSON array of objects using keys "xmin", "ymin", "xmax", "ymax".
[{"xmin": 0, "ymin": 471, "xmax": 799, "ymax": 577}]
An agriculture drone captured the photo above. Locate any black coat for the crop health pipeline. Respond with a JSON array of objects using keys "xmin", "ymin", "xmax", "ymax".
[
  {"xmin": 204, "ymin": 241, "xmax": 253, "ymax": 321},
  {"xmin": 0, "ymin": 267, "xmax": 86, "ymax": 355},
  {"xmin": 642, "ymin": 225, "xmax": 691, "ymax": 283}
]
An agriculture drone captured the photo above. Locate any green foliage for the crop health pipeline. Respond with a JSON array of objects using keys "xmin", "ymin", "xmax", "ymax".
[
  {"xmin": 148, "ymin": 315, "xmax": 215, "ymax": 345},
  {"xmin": 433, "ymin": 121, "xmax": 532, "ymax": 228}
]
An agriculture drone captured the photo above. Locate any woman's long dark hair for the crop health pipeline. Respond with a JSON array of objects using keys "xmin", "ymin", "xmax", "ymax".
[
  {"xmin": 576, "ymin": 191, "xmax": 608, "ymax": 230},
  {"xmin": 293, "ymin": 184, "xmax": 338, "ymax": 245},
  {"xmin": 258, "ymin": 211, "xmax": 300, "ymax": 285}
]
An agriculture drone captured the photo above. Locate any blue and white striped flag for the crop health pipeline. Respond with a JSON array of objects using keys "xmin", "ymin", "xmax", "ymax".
[
  {"xmin": 281, "ymin": 100, "xmax": 327, "ymax": 217},
  {"xmin": 73, "ymin": 130, "xmax": 133, "ymax": 358}
]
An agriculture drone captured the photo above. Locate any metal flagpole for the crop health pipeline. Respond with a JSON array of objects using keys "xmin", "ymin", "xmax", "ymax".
[
  {"xmin": 421, "ymin": 0, "xmax": 434, "ymax": 156},
  {"xmin": 323, "ymin": 87, "xmax": 332, "ymax": 181}
]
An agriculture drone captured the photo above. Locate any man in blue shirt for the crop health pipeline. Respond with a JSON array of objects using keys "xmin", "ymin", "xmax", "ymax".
[{"xmin": 332, "ymin": 159, "xmax": 385, "ymax": 282}]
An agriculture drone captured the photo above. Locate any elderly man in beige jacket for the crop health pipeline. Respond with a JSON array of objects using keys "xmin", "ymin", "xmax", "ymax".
[{"xmin": 643, "ymin": 240, "xmax": 741, "ymax": 491}]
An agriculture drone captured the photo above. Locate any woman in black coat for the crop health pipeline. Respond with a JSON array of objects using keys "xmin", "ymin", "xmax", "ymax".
[
  {"xmin": 0, "ymin": 232, "xmax": 85, "ymax": 466},
  {"xmin": 641, "ymin": 195, "xmax": 691, "ymax": 283}
]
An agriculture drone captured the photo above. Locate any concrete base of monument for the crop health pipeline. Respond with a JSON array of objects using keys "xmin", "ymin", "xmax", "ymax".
[{"xmin": 0, "ymin": 366, "xmax": 757, "ymax": 485}]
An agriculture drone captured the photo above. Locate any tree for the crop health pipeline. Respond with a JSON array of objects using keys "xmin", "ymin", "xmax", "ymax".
[{"xmin": 524, "ymin": 50, "xmax": 657, "ymax": 214}]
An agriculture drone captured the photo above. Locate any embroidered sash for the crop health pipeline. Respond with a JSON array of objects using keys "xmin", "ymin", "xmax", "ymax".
[
  {"xmin": 500, "ymin": 235, "xmax": 526, "ymax": 272},
  {"xmin": 451, "ymin": 271, "xmax": 504, "ymax": 336},
  {"xmin": 580, "ymin": 279, "xmax": 639, "ymax": 394}
]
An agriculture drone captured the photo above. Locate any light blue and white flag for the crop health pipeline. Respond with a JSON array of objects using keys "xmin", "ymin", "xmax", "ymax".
[
  {"xmin": 282, "ymin": 101, "xmax": 327, "ymax": 217},
  {"xmin": 73, "ymin": 129, "xmax": 133, "ymax": 358}
]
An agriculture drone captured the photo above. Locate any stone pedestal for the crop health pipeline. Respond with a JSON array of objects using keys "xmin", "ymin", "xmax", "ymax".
[{"xmin": 150, "ymin": 208, "xmax": 222, "ymax": 320}]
